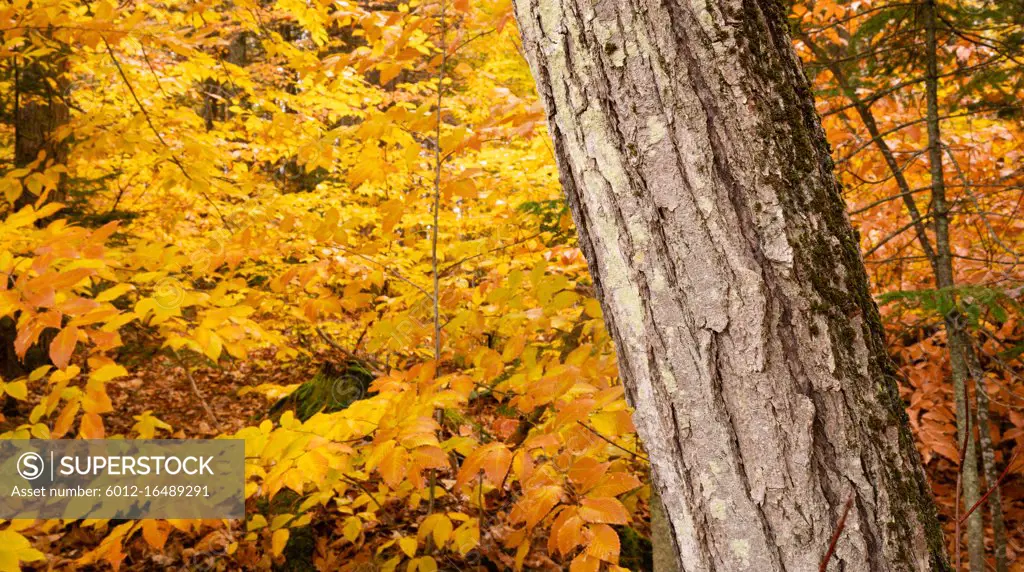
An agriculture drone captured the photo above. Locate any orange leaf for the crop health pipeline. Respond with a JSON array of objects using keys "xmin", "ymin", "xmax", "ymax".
[
  {"xmin": 586, "ymin": 524, "xmax": 620, "ymax": 563},
  {"xmin": 511, "ymin": 485, "xmax": 562, "ymax": 528},
  {"xmin": 80, "ymin": 412, "xmax": 105, "ymax": 439},
  {"xmin": 142, "ymin": 521, "xmax": 170, "ymax": 550},
  {"xmin": 379, "ymin": 446, "xmax": 409, "ymax": 488},
  {"xmin": 587, "ymin": 472, "xmax": 643, "ymax": 498},
  {"xmin": 456, "ymin": 442, "xmax": 512, "ymax": 488},
  {"xmin": 578, "ymin": 497, "xmax": 629, "ymax": 525},
  {"xmin": 556, "ymin": 514, "xmax": 584, "ymax": 555},
  {"xmin": 52, "ymin": 401, "xmax": 80, "ymax": 439},
  {"xmin": 14, "ymin": 321, "xmax": 46, "ymax": 358},
  {"xmin": 49, "ymin": 326, "xmax": 80, "ymax": 370},
  {"xmin": 568, "ymin": 457, "xmax": 609, "ymax": 492},
  {"xmin": 569, "ymin": 554, "xmax": 600, "ymax": 572}
]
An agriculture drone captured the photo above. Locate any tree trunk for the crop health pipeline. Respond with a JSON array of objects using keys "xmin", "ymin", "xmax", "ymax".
[
  {"xmin": 13, "ymin": 30, "xmax": 69, "ymax": 210},
  {"xmin": 921, "ymin": 2, "xmax": 989, "ymax": 569},
  {"xmin": 513, "ymin": 0, "xmax": 948, "ymax": 569}
]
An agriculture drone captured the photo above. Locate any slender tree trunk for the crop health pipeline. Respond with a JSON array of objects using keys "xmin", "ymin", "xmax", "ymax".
[
  {"xmin": 966, "ymin": 343, "xmax": 1008, "ymax": 572},
  {"xmin": 13, "ymin": 30, "xmax": 69, "ymax": 210},
  {"xmin": 921, "ymin": 2, "xmax": 987, "ymax": 569},
  {"xmin": 514, "ymin": 0, "xmax": 948, "ymax": 569}
]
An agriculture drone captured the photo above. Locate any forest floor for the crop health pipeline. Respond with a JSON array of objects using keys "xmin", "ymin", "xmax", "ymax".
[{"xmin": 0, "ymin": 333, "xmax": 321, "ymax": 439}]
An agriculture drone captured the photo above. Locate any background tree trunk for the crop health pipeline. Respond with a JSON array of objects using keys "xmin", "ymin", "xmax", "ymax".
[
  {"xmin": 513, "ymin": 0, "xmax": 949, "ymax": 569},
  {"xmin": 13, "ymin": 30, "xmax": 69, "ymax": 210}
]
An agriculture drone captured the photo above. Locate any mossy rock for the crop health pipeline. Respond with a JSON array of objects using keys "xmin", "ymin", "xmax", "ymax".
[
  {"xmin": 273, "ymin": 525, "xmax": 317, "ymax": 572},
  {"xmin": 268, "ymin": 360, "xmax": 375, "ymax": 421}
]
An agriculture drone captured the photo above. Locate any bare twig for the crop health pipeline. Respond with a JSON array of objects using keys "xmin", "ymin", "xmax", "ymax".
[
  {"xmin": 314, "ymin": 327, "xmax": 384, "ymax": 372},
  {"xmin": 958, "ymin": 448, "xmax": 1018, "ymax": 525},
  {"xmin": 102, "ymin": 37, "xmax": 232, "ymax": 229},
  {"xmin": 340, "ymin": 474, "xmax": 383, "ymax": 510},
  {"xmin": 819, "ymin": 494, "xmax": 855, "ymax": 572},
  {"xmin": 576, "ymin": 421, "xmax": 649, "ymax": 462},
  {"xmin": 171, "ymin": 349, "xmax": 223, "ymax": 432}
]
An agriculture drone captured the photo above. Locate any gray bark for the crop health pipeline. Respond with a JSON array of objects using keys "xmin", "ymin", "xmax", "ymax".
[{"xmin": 513, "ymin": 0, "xmax": 948, "ymax": 569}]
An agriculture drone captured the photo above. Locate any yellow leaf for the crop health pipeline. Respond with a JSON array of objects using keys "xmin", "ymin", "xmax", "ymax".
[
  {"xmin": 380, "ymin": 199, "xmax": 405, "ymax": 235},
  {"xmin": 451, "ymin": 519, "xmax": 479, "ymax": 555},
  {"xmin": 343, "ymin": 516, "xmax": 362, "ymax": 543},
  {"xmin": 28, "ymin": 365, "xmax": 51, "ymax": 381},
  {"xmin": 398, "ymin": 536, "xmax": 417, "ymax": 558},
  {"xmin": 271, "ymin": 529, "xmax": 289, "ymax": 557},
  {"xmin": 431, "ymin": 515, "xmax": 453, "ymax": 548},
  {"xmin": 418, "ymin": 514, "xmax": 453, "ymax": 549},
  {"xmin": 90, "ymin": 364, "xmax": 128, "ymax": 382},
  {"xmin": 96, "ymin": 283, "xmax": 135, "ymax": 302},
  {"xmin": 132, "ymin": 411, "xmax": 172, "ymax": 439},
  {"xmin": 0, "ymin": 529, "xmax": 44, "ymax": 572},
  {"xmin": 30, "ymin": 423, "xmax": 49, "ymax": 438},
  {"xmin": 247, "ymin": 515, "xmax": 268, "ymax": 531},
  {"xmin": 4, "ymin": 381, "xmax": 27, "ymax": 400},
  {"xmin": 514, "ymin": 539, "xmax": 529, "ymax": 571}
]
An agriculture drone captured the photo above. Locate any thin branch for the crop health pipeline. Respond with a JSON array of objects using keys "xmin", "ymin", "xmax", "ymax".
[
  {"xmin": 340, "ymin": 474, "xmax": 383, "ymax": 510},
  {"xmin": 863, "ymin": 214, "xmax": 934, "ymax": 258},
  {"xmin": 576, "ymin": 421, "xmax": 649, "ymax": 462},
  {"xmin": 438, "ymin": 232, "xmax": 544, "ymax": 277},
  {"xmin": 958, "ymin": 449, "xmax": 1018, "ymax": 525},
  {"xmin": 818, "ymin": 494, "xmax": 855, "ymax": 572},
  {"xmin": 171, "ymin": 349, "xmax": 223, "ymax": 433},
  {"xmin": 315, "ymin": 327, "xmax": 384, "ymax": 372},
  {"xmin": 102, "ymin": 37, "xmax": 232, "ymax": 229}
]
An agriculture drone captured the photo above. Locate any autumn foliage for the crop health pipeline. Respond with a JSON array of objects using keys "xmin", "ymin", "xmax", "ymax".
[{"xmin": 0, "ymin": 0, "xmax": 1021, "ymax": 570}]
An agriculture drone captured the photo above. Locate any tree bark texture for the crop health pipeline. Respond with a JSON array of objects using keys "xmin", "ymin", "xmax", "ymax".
[{"xmin": 512, "ymin": 0, "xmax": 949, "ymax": 570}]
